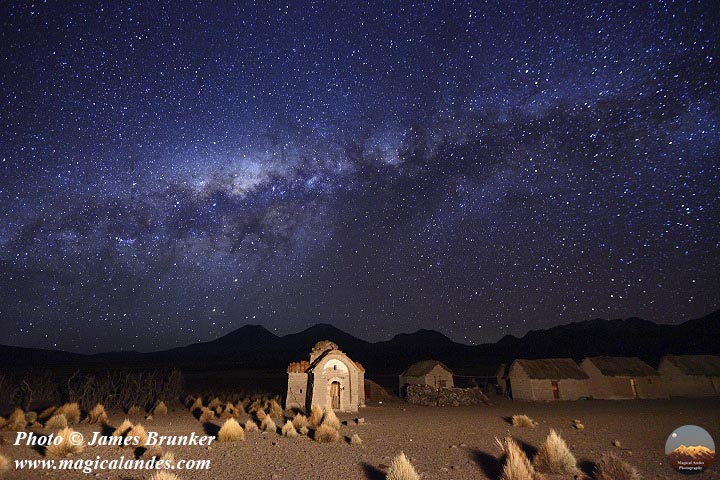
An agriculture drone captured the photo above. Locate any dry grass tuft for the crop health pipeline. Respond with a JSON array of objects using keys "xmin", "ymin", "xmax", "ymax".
[
  {"xmin": 38, "ymin": 406, "xmax": 57, "ymax": 421},
  {"xmin": 24, "ymin": 411, "xmax": 37, "ymax": 424},
  {"xmin": 234, "ymin": 401, "xmax": 246, "ymax": 415},
  {"xmin": 386, "ymin": 451, "xmax": 420, "ymax": 480},
  {"xmin": 112, "ymin": 418, "xmax": 134, "ymax": 437},
  {"xmin": 0, "ymin": 452, "xmax": 9, "ymax": 473},
  {"xmin": 309, "ymin": 404, "xmax": 324, "ymax": 427},
  {"xmin": 281, "ymin": 421, "xmax": 298, "ymax": 437},
  {"xmin": 511, "ymin": 414, "xmax": 537, "ymax": 428},
  {"xmin": 533, "ymin": 429, "xmax": 577, "ymax": 474},
  {"xmin": 45, "ymin": 427, "xmax": 84, "ymax": 458},
  {"xmin": 88, "ymin": 404, "xmax": 107, "ymax": 424},
  {"xmin": 198, "ymin": 407, "xmax": 215, "ymax": 423},
  {"xmin": 244, "ymin": 419, "xmax": 258, "ymax": 432},
  {"xmin": 153, "ymin": 401, "xmax": 168, "ymax": 416},
  {"xmin": 292, "ymin": 413, "xmax": 309, "ymax": 431},
  {"xmin": 190, "ymin": 397, "xmax": 203, "ymax": 412},
  {"xmin": 219, "ymin": 402, "xmax": 237, "ymax": 419},
  {"xmin": 7, "ymin": 408, "xmax": 27, "ymax": 431},
  {"xmin": 149, "ymin": 472, "xmax": 180, "ymax": 480},
  {"xmin": 207, "ymin": 398, "xmax": 222, "ymax": 411},
  {"xmin": 350, "ymin": 433, "xmax": 362, "ymax": 445},
  {"xmin": 496, "ymin": 436, "xmax": 538, "ymax": 480},
  {"xmin": 45, "ymin": 414, "xmax": 68, "ymax": 430},
  {"xmin": 159, "ymin": 450, "xmax": 176, "ymax": 466},
  {"xmin": 126, "ymin": 424, "xmax": 148, "ymax": 446},
  {"xmin": 218, "ymin": 418, "xmax": 244, "ymax": 442},
  {"xmin": 56, "ymin": 403, "xmax": 81, "ymax": 425},
  {"xmin": 594, "ymin": 453, "xmax": 642, "ymax": 480},
  {"xmin": 314, "ymin": 423, "xmax": 339, "ymax": 443},
  {"xmin": 255, "ymin": 408, "xmax": 267, "ymax": 421},
  {"xmin": 260, "ymin": 415, "xmax": 277, "ymax": 433},
  {"xmin": 300, "ymin": 426, "xmax": 309, "ymax": 436},
  {"xmin": 127, "ymin": 405, "xmax": 143, "ymax": 416},
  {"xmin": 268, "ymin": 399, "xmax": 283, "ymax": 418},
  {"xmin": 322, "ymin": 407, "xmax": 340, "ymax": 430}
]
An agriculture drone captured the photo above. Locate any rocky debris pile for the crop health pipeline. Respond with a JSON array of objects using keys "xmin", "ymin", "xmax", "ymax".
[{"xmin": 406, "ymin": 385, "xmax": 491, "ymax": 406}]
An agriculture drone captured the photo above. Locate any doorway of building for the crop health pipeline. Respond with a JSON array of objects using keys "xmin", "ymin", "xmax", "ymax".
[
  {"xmin": 630, "ymin": 378, "xmax": 638, "ymax": 399},
  {"xmin": 551, "ymin": 381, "xmax": 560, "ymax": 399},
  {"xmin": 330, "ymin": 381, "xmax": 341, "ymax": 409}
]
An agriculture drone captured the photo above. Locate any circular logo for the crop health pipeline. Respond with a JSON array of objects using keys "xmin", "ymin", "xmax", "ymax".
[{"xmin": 665, "ymin": 425, "xmax": 715, "ymax": 473}]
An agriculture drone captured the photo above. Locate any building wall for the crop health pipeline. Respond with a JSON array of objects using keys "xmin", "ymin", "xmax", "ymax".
[
  {"xmin": 508, "ymin": 364, "xmax": 588, "ymax": 401},
  {"xmin": 310, "ymin": 352, "xmax": 363, "ymax": 412},
  {"xmin": 580, "ymin": 360, "xmax": 668, "ymax": 399},
  {"xmin": 658, "ymin": 361, "xmax": 719, "ymax": 397},
  {"xmin": 285, "ymin": 372, "xmax": 309, "ymax": 410},
  {"xmin": 399, "ymin": 365, "xmax": 454, "ymax": 392}
]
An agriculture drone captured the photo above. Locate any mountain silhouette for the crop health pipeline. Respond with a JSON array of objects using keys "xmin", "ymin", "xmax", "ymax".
[{"xmin": 0, "ymin": 309, "xmax": 718, "ymax": 375}]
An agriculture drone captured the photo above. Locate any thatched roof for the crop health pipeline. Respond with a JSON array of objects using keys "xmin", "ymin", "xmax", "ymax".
[
  {"xmin": 584, "ymin": 356, "xmax": 659, "ymax": 377},
  {"xmin": 663, "ymin": 355, "xmax": 720, "ymax": 376},
  {"xmin": 512, "ymin": 358, "xmax": 588, "ymax": 380},
  {"xmin": 401, "ymin": 360, "xmax": 453, "ymax": 377}
]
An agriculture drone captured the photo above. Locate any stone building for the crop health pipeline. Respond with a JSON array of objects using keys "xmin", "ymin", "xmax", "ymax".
[
  {"xmin": 285, "ymin": 340, "xmax": 365, "ymax": 412},
  {"xmin": 580, "ymin": 356, "xmax": 668, "ymax": 399},
  {"xmin": 507, "ymin": 358, "xmax": 589, "ymax": 401},
  {"xmin": 658, "ymin": 355, "xmax": 720, "ymax": 397},
  {"xmin": 399, "ymin": 360, "xmax": 454, "ymax": 394}
]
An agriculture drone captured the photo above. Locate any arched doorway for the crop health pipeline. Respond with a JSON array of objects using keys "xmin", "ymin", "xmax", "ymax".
[{"xmin": 330, "ymin": 381, "xmax": 341, "ymax": 409}]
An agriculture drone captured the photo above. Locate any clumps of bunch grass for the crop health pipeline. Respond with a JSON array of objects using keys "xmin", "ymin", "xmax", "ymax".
[
  {"xmin": 322, "ymin": 407, "xmax": 340, "ymax": 430},
  {"xmin": 244, "ymin": 419, "xmax": 258, "ymax": 432},
  {"xmin": 218, "ymin": 418, "xmax": 245, "ymax": 442},
  {"xmin": 45, "ymin": 414, "xmax": 68, "ymax": 430},
  {"xmin": 0, "ymin": 452, "xmax": 9, "ymax": 473},
  {"xmin": 496, "ymin": 436, "xmax": 538, "ymax": 480},
  {"xmin": 38, "ymin": 406, "xmax": 57, "ymax": 421},
  {"xmin": 0, "ymin": 416, "xmax": 6, "ymax": 429},
  {"xmin": 386, "ymin": 452, "xmax": 420, "ymax": 480},
  {"xmin": 281, "ymin": 421, "xmax": 298, "ymax": 437},
  {"xmin": 198, "ymin": 407, "xmax": 215, "ymax": 423},
  {"xmin": 594, "ymin": 452, "xmax": 642, "ymax": 480},
  {"xmin": 268, "ymin": 398, "xmax": 283, "ymax": 418},
  {"xmin": 571, "ymin": 419, "xmax": 584, "ymax": 431},
  {"xmin": 153, "ymin": 401, "xmax": 168, "ymax": 416},
  {"xmin": 207, "ymin": 398, "xmax": 222, "ymax": 411},
  {"xmin": 533, "ymin": 429, "xmax": 577, "ymax": 475},
  {"xmin": 6, "ymin": 408, "xmax": 27, "ymax": 431},
  {"xmin": 45, "ymin": 427, "xmax": 84, "ymax": 458},
  {"xmin": 24, "ymin": 411, "xmax": 37, "ymax": 424},
  {"xmin": 112, "ymin": 418, "xmax": 134, "ymax": 437},
  {"xmin": 511, "ymin": 414, "xmax": 537, "ymax": 428},
  {"xmin": 190, "ymin": 397, "xmax": 203, "ymax": 413},
  {"xmin": 314, "ymin": 423, "xmax": 339, "ymax": 443},
  {"xmin": 126, "ymin": 423, "xmax": 148, "ymax": 446},
  {"xmin": 55, "ymin": 403, "xmax": 81, "ymax": 425},
  {"xmin": 260, "ymin": 415, "xmax": 277, "ymax": 433},
  {"xmin": 299, "ymin": 426, "xmax": 309, "ymax": 435},
  {"xmin": 292, "ymin": 413, "xmax": 309, "ymax": 431},
  {"xmin": 149, "ymin": 471, "xmax": 180, "ymax": 480},
  {"xmin": 309, "ymin": 404, "xmax": 324, "ymax": 427},
  {"xmin": 219, "ymin": 402, "xmax": 238, "ymax": 419},
  {"xmin": 350, "ymin": 433, "xmax": 362, "ymax": 445},
  {"xmin": 88, "ymin": 404, "xmax": 108, "ymax": 424},
  {"xmin": 127, "ymin": 405, "xmax": 144, "ymax": 416}
]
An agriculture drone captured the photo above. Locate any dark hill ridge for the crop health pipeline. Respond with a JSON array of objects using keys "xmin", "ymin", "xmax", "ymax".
[{"xmin": 0, "ymin": 309, "xmax": 718, "ymax": 374}]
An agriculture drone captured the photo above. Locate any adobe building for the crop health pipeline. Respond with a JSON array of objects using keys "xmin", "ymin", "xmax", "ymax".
[
  {"xmin": 580, "ymin": 356, "xmax": 668, "ymax": 399},
  {"xmin": 285, "ymin": 340, "xmax": 365, "ymax": 412},
  {"xmin": 658, "ymin": 355, "xmax": 720, "ymax": 397},
  {"xmin": 508, "ymin": 358, "xmax": 589, "ymax": 401},
  {"xmin": 399, "ymin": 360, "xmax": 454, "ymax": 394}
]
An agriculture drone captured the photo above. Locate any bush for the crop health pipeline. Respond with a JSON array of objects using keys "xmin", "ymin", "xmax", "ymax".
[
  {"xmin": 314, "ymin": 423, "xmax": 339, "ymax": 443},
  {"xmin": 45, "ymin": 414, "xmax": 68, "ymax": 430},
  {"xmin": 292, "ymin": 413, "xmax": 309, "ymax": 431},
  {"xmin": 309, "ymin": 404, "xmax": 323, "ymax": 427},
  {"xmin": 350, "ymin": 433, "xmax": 362, "ymax": 445},
  {"xmin": 218, "ymin": 418, "xmax": 244, "ymax": 442},
  {"xmin": 7, "ymin": 408, "xmax": 26, "ymax": 431},
  {"xmin": 153, "ymin": 401, "xmax": 168, "ymax": 416},
  {"xmin": 533, "ymin": 429, "xmax": 577, "ymax": 474},
  {"xmin": 497, "ymin": 436, "xmax": 537, "ymax": 480},
  {"xmin": 46, "ymin": 427, "xmax": 84, "ymax": 458},
  {"xmin": 261, "ymin": 415, "xmax": 277, "ymax": 433},
  {"xmin": 511, "ymin": 414, "xmax": 537, "ymax": 428},
  {"xmin": 112, "ymin": 419, "xmax": 133, "ymax": 437},
  {"xmin": 594, "ymin": 453, "xmax": 642, "ymax": 480},
  {"xmin": 322, "ymin": 407, "xmax": 340, "ymax": 430},
  {"xmin": 281, "ymin": 421, "xmax": 298, "ymax": 437},
  {"xmin": 386, "ymin": 452, "xmax": 419, "ymax": 480},
  {"xmin": 88, "ymin": 404, "xmax": 107, "ymax": 424},
  {"xmin": 244, "ymin": 419, "xmax": 258, "ymax": 432},
  {"xmin": 126, "ymin": 424, "xmax": 148, "ymax": 446},
  {"xmin": 56, "ymin": 403, "xmax": 81, "ymax": 424}
]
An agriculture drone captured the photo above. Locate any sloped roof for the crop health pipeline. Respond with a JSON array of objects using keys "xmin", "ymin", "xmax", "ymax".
[
  {"xmin": 663, "ymin": 355, "xmax": 720, "ymax": 376},
  {"xmin": 585, "ymin": 356, "xmax": 659, "ymax": 377},
  {"xmin": 401, "ymin": 360, "xmax": 453, "ymax": 377},
  {"xmin": 512, "ymin": 358, "xmax": 589, "ymax": 380}
]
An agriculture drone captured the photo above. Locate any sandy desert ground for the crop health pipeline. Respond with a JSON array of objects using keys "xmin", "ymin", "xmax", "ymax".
[{"xmin": 1, "ymin": 397, "xmax": 718, "ymax": 480}]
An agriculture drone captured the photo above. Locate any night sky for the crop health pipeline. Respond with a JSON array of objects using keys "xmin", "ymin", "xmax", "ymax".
[{"xmin": 1, "ymin": 1, "xmax": 718, "ymax": 353}]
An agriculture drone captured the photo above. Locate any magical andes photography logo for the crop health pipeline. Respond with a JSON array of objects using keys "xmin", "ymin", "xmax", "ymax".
[{"xmin": 665, "ymin": 425, "xmax": 715, "ymax": 473}]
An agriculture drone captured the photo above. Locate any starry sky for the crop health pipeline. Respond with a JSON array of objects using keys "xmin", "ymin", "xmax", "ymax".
[{"xmin": 1, "ymin": 1, "xmax": 719, "ymax": 353}]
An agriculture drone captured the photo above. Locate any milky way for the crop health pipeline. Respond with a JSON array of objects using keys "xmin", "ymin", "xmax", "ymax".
[{"xmin": 1, "ymin": 1, "xmax": 718, "ymax": 352}]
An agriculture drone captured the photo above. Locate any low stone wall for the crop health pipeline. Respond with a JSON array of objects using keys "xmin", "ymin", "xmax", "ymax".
[{"xmin": 406, "ymin": 385, "xmax": 491, "ymax": 406}]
